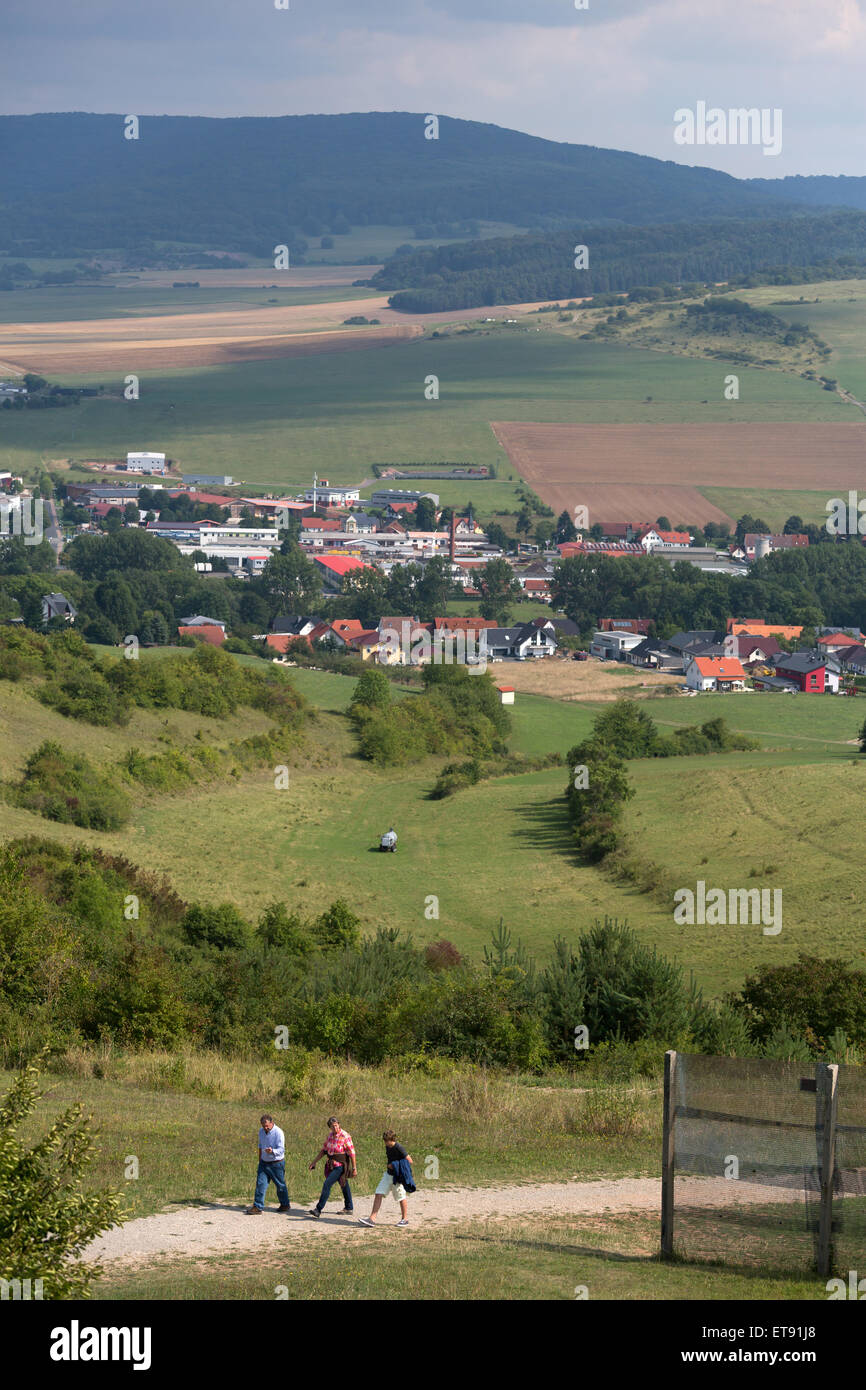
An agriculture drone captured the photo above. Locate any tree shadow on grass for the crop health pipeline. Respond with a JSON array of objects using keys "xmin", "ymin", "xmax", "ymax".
[
  {"xmin": 452, "ymin": 1232, "xmax": 820, "ymax": 1287},
  {"xmin": 511, "ymin": 795, "xmax": 581, "ymax": 863},
  {"xmin": 451, "ymin": 1232, "xmax": 652, "ymax": 1263}
]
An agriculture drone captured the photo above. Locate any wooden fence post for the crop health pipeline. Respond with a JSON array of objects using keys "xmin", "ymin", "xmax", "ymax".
[
  {"xmin": 661, "ymin": 1049, "xmax": 678, "ymax": 1258},
  {"xmin": 816, "ymin": 1062, "xmax": 839, "ymax": 1279}
]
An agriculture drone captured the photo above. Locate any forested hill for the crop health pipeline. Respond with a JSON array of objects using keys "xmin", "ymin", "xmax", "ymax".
[
  {"xmin": 749, "ymin": 174, "xmax": 866, "ymax": 213},
  {"xmin": 371, "ymin": 211, "xmax": 866, "ymax": 312},
  {"xmin": 0, "ymin": 110, "xmax": 810, "ymax": 256}
]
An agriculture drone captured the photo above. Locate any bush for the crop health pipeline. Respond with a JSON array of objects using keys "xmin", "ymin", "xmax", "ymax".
[
  {"xmin": 313, "ymin": 900, "xmax": 362, "ymax": 953},
  {"xmin": 574, "ymin": 1088, "xmax": 642, "ymax": 1138},
  {"xmin": 424, "ymin": 939, "xmax": 464, "ymax": 971},
  {"xmin": 730, "ymin": 954, "xmax": 866, "ymax": 1050},
  {"xmin": 9, "ymin": 740, "xmax": 131, "ymax": 830},
  {"xmin": 257, "ymin": 902, "xmax": 313, "ymax": 955},
  {"xmin": 182, "ymin": 902, "xmax": 252, "ymax": 951},
  {"xmin": 0, "ymin": 1050, "xmax": 123, "ymax": 1298}
]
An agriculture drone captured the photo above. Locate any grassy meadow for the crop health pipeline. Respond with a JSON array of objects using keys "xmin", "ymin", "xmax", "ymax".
[{"xmin": 2, "ymin": 648, "xmax": 864, "ymax": 995}]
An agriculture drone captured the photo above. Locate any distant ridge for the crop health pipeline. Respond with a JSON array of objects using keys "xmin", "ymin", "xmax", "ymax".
[{"xmin": 0, "ymin": 110, "xmax": 838, "ymax": 256}]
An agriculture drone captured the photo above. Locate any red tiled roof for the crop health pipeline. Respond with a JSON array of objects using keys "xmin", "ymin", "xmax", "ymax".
[
  {"xmin": 330, "ymin": 619, "xmax": 366, "ymax": 640},
  {"xmin": 177, "ymin": 624, "xmax": 225, "ymax": 646},
  {"xmin": 694, "ymin": 657, "xmax": 745, "ymax": 679},
  {"xmin": 728, "ymin": 620, "xmax": 803, "ymax": 640},
  {"xmin": 433, "ymin": 617, "xmax": 498, "ymax": 632},
  {"xmin": 313, "ymin": 555, "xmax": 370, "ymax": 575}
]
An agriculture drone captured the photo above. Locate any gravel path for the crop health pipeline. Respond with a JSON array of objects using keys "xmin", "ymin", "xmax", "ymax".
[{"xmin": 83, "ymin": 1176, "xmax": 803, "ymax": 1268}]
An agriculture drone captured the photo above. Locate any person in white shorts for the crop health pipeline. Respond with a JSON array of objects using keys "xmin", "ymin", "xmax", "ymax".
[{"xmin": 358, "ymin": 1130, "xmax": 414, "ymax": 1227}]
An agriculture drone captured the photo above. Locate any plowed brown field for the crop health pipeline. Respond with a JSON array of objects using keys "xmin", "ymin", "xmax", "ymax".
[{"xmin": 492, "ymin": 421, "xmax": 866, "ymax": 525}]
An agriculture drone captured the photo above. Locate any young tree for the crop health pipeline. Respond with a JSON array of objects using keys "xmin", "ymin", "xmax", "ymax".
[
  {"xmin": 478, "ymin": 557, "xmax": 522, "ymax": 622},
  {"xmin": 262, "ymin": 541, "xmax": 322, "ymax": 615},
  {"xmin": 485, "ymin": 521, "xmax": 510, "ymax": 551},
  {"xmin": 415, "ymin": 496, "xmax": 437, "ymax": 531},
  {"xmin": 0, "ymin": 1050, "xmax": 123, "ymax": 1299}
]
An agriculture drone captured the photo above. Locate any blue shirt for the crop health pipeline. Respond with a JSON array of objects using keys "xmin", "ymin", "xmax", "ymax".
[{"xmin": 259, "ymin": 1125, "xmax": 285, "ymax": 1162}]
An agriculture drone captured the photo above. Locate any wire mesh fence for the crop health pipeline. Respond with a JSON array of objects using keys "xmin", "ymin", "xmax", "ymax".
[{"xmin": 662, "ymin": 1053, "xmax": 866, "ymax": 1277}]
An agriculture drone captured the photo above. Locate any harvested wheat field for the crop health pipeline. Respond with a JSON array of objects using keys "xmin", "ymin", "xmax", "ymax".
[
  {"xmin": 0, "ymin": 294, "xmax": 550, "ymax": 373},
  {"xmin": 494, "ymin": 659, "xmax": 673, "ymax": 700},
  {"xmin": 492, "ymin": 421, "xmax": 866, "ymax": 525},
  {"xmin": 0, "ymin": 323, "xmax": 423, "ymax": 373}
]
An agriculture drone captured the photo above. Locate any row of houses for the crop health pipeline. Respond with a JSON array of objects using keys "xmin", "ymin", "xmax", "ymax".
[
  {"xmin": 264, "ymin": 613, "xmax": 579, "ymax": 663},
  {"xmin": 590, "ymin": 616, "xmax": 866, "ymax": 692}
]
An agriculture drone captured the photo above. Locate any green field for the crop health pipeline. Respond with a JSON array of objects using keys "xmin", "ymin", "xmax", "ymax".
[
  {"xmin": 3, "ymin": 657, "xmax": 864, "ymax": 995},
  {"xmin": 0, "ymin": 282, "xmax": 381, "ymax": 324},
  {"xmin": 699, "ymin": 487, "xmax": 841, "ymax": 530},
  {"xmin": 741, "ymin": 280, "xmax": 866, "ymax": 405},
  {"xmin": 1, "ymin": 332, "xmax": 849, "ymax": 500}
]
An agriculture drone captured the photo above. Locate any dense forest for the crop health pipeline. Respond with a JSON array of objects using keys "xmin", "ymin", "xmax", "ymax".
[
  {"xmin": 0, "ymin": 111, "xmax": 825, "ymax": 258},
  {"xmin": 372, "ymin": 211, "xmax": 866, "ymax": 312}
]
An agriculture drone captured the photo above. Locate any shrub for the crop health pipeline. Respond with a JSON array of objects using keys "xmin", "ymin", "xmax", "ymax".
[
  {"xmin": 0, "ymin": 1050, "xmax": 123, "ymax": 1298},
  {"xmin": 313, "ymin": 899, "xmax": 362, "ymax": 953},
  {"xmin": 730, "ymin": 954, "xmax": 866, "ymax": 1050},
  {"xmin": 9, "ymin": 740, "xmax": 131, "ymax": 830},
  {"xmin": 424, "ymin": 939, "xmax": 464, "ymax": 971},
  {"xmin": 182, "ymin": 902, "xmax": 252, "ymax": 951},
  {"xmin": 257, "ymin": 902, "xmax": 313, "ymax": 955},
  {"xmin": 574, "ymin": 1088, "xmax": 642, "ymax": 1138}
]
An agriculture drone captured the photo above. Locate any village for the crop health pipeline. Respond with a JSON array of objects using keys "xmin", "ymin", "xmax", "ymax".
[{"xmin": 18, "ymin": 455, "xmax": 859, "ymax": 700}]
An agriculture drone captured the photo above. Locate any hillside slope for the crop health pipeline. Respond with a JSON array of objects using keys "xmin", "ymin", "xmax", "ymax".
[{"xmin": 0, "ymin": 111, "xmax": 803, "ymax": 255}]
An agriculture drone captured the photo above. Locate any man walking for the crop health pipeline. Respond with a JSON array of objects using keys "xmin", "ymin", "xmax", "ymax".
[{"xmin": 245, "ymin": 1113, "xmax": 291, "ymax": 1215}]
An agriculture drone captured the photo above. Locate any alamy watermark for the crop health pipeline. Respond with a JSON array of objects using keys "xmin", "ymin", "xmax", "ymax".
[
  {"xmin": 0, "ymin": 496, "xmax": 44, "ymax": 545},
  {"xmin": 826, "ymin": 492, "xmax": 866, "ymax": 536},
  {"xmin": 674, "ymin": 102, "xmax": 782, "ymax": 157},
  {"xmin": 673, "ymin": 880, "xmax": 782, "ymax": 935}
]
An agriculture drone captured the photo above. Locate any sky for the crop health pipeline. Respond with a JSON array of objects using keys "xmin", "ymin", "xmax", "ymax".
[{"xmin": 2, "ymin": 0, "xmax": 865, "ymax": 177}]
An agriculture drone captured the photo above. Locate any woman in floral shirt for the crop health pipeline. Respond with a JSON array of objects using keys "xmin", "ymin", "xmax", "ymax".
[{"xmin": 307, "ymin": 1116, "xmax": 357, "ymax": 1218}]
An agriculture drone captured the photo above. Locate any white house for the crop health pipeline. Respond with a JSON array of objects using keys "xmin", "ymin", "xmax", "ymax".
[
  {"xmin": 638, "ymin": 528, "xmax": 692, "ymax": 552},
  {"xmin": 590, "ymin": 630, "xmax": 645, "ymax": 660},
  {"xmin": 685, "ymin": 656, "xmax": 747, "ymax": 691},
  {"xmin": 127, "ymin": 451, "xmax": 167, "ymax": 474},
  {"xmin": 302, "ymin": 482, "xmax": 361, "ymax": 505}
]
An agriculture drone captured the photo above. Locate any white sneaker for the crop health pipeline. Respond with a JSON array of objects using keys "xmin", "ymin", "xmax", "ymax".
[{"xmin": 397, "ymin": 1219, "xmax": 409, "ymax": 1227}]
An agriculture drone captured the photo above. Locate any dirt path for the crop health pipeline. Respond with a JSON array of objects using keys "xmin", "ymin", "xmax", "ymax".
[{"xmin": 83, "ymin": 1176, "xmax": 802, "ymax": 1268}]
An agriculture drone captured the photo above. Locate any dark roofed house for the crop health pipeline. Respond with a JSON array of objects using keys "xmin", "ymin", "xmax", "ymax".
[
  {"xmin": 667, "ymin": 630, "xmax": 720, "ymax": 654},
  {"xmin": 42, "ymin": 593, "xmax": 77, "ymax": 626},
  {"xmin": 836, "ymin": 643, "xmax": 866, "ymax": 674},
  {"xmin": 270, "ymin": 614, "xmax": 323, "ymax": 636},
  {"xmin": 726, "ymin": 633, "xmax": 781, "ymax": 663},
  {"xmin": 486, "ymin": 621, "xmax": 557, "ymax": 660},
  {"xmin": 770, "ymin": 651, "xmax": 834, "ymax": 693},
  {"xmin": 626, "ymin": 638, "xmax": 684, "ymax": 672}
]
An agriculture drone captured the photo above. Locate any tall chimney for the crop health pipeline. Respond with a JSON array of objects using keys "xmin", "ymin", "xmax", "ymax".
[{"xmin": 450, "ymin": 513, "xmax": 456, "ymax": 563}]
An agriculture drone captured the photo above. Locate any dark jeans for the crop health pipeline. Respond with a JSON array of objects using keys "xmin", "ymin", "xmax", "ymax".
[
  {"xmin": 316, "ymin": 1162, "xmax": 353, "ymax": 1212},
  {"xmin": 254, "ymin": 1159, "xmax": 290, "ymax": 1209}
]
